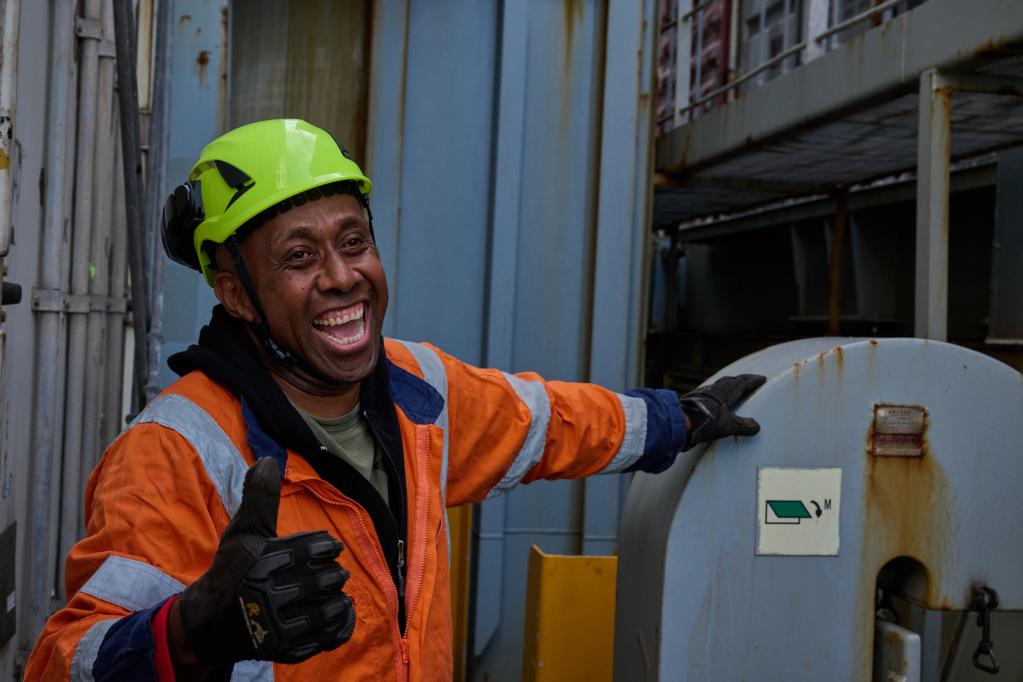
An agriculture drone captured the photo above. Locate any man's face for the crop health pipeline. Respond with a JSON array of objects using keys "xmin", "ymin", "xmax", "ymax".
[{"xmin": 218, "ymin": 192, "xmax": 388, "ymax": 391}]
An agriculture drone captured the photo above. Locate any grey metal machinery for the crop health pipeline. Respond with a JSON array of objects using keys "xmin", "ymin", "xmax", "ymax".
[{"xmin": 615, "ymin": 338, "xmax": 1023, "ymax": 681}]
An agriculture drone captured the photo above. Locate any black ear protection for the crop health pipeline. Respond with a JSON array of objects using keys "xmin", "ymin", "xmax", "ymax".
[{"xmin": 161, "ymin": 180, "xmax": 205, "ymax": 271}]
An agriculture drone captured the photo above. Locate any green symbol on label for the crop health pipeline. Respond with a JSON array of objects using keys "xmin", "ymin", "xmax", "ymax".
[{"xmin": 765, "ymin": 500, "xmax": 812, "ymax": 525}]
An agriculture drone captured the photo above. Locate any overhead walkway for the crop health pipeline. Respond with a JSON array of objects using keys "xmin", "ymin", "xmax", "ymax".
[{"xmin": 654, "ymin": 0, "xmax": 1023, "ymax": 339}]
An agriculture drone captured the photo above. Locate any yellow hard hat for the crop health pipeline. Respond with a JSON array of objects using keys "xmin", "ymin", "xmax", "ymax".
[{"xmin": 162, "ymin": 119, "xmax": 372, "ymax": 285}]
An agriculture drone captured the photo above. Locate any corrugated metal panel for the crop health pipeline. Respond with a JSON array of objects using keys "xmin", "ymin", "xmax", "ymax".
[
  {"xmin": 1, "ymin": 1, "xmax": 48, "ymax": 674},
  {"xmin": 365, "ymin": 1, "xmax": 656, "ymax": 679},
  {"xmin": 157, "ymin": 0, "xmax": 228, "ymax": 389}
]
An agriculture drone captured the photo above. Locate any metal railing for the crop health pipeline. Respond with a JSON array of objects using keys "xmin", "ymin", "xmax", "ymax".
[
  {"xmin": 815, "ymin": 0, "xmax": 904, "ymax": 44},
  {"xmin": 664, "ymin": 0, "xmax": 925, "ymax": 126}
]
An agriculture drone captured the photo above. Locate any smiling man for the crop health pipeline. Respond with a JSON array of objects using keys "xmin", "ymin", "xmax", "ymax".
[{"xmin": 26, "ymin": 119, "xmax": 764, "ymax": 681}]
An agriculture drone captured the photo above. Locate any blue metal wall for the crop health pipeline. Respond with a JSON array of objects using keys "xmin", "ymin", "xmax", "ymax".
[
  {"xmin": 157, "ymin": 0, "xmax": 227, "ymax": 388},
  {"xmin": 366, "ymin": 1, "xmax": 656, "ymax": 678}
]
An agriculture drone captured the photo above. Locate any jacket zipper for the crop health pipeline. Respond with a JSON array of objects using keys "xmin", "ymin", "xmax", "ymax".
[
  {"xmin": 397, "ymin": 538, "xmax": 406, "ymax": 605},
  {"xmin": 404, "ymin": 426, "xmax": 432, "ymax": 635},
  {"xmin": 295, "ymin": 480, "xmax": 410, "ymax": 682},
  {"xmin": 362, "ymin": 410, "xmax": 410, "ymax": 634}
]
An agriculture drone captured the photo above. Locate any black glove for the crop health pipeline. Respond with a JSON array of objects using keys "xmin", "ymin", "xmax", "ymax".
[
  {"xmin": 178, "ymin": 457, "xmax": 356, "ymax": 665},
  {"xmin": 679, "ymin": 374, "xmax": 765, "ymax": 451}
]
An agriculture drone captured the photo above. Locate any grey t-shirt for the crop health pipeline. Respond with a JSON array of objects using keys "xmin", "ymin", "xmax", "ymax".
[{"xmin": 294, "ymin": 402, "xmax": 389, "ymax": 504}]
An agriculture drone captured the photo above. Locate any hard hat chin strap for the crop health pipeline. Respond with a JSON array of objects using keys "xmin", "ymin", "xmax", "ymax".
[{"xmin": 225, "ymin": 236, "xmax": 300, "ymax": 366}]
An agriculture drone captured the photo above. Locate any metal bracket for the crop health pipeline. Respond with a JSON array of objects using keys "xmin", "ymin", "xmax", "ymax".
[
  {"xmin": 944, "ymin": 73, "xmax": 1023, "ymax": 97},
  {"xmin": 31, "ymin": 288, "xmax": 65, "ymax": 312},
  {"xmin": 65, "ymin": 294, "xmax": 90, "ymax": 314},
  {"xmin": 98, "ymin": 40, "xmax": 116, "ymax": 59},
  {"xmin": 105, "ymin": 296, "xmax": 128, "ymax": 313},
  {"xmin": 75, "ymin": 17, "xmax": 102, "ymax": 41},
  {"xmin": 32, "ymin": 289, "xmax": 130, "ymax": 314}
]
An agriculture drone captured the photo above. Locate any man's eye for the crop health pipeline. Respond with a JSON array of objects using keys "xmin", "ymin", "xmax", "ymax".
[
  {"xmin": 343, "ymin": 236, "xmax": 368, "ymax": 250},
  {"xmin": 287, "ymin": 249, "xmax": 311, "ymax": 262}
]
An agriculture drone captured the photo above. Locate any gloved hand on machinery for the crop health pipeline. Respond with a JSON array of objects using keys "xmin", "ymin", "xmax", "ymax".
[
  {"xmin": 169, "ymin": 457, "xmax": 356, "ymax": 677},
  {"xmin": 678, "ymin": 374, "xmax": 766, "ymax": 451}
]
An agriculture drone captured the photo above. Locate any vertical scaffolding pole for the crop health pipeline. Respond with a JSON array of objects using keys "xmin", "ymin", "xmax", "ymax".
[
  {"xmin": 827, "ymin": 188, "xmax": 849, "ymax": 336},
  {"xmin": 29, "ymin": 0, "xmax": 76, "ymax": 643},
  {"xmin": 113, "ymin": 0, "xmax": 150, "ymax": 414},
  {"xmin": 914, "ymin": 69, "xmax": 951, "ymax": 340},
  {"xmin": 83, "ymin": 0, "xmax": 117, "ymax": 473},
  {"xmin": 58, "ymin": 0, "xmax": 105, "ymax": 595},
  {"xmin": 143, "ymin": 0, "xmax": 173, "ymax": 402}
]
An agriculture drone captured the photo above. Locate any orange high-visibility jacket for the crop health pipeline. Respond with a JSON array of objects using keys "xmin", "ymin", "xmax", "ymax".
[{"xmin": 27, "ymin": 334, "xmax": 684, "ymax": 681}]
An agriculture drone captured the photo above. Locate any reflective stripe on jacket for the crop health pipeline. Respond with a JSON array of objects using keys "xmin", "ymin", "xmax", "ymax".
[{"xmin": 26, "ymin": 339, "xmax": 684, "ymax": 681}]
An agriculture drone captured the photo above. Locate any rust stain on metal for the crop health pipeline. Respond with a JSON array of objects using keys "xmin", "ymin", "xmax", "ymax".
[
  {"xmin": 815, "ymin": 350, "xmax": 827, "ymax": 381},
  {"xmin": 862, "ymin": 405, "xmax": 952, "ymax": 611},
  {"xmin": 973, "ymin": 37, "xmax": 1020, "ymax": 61},
  {"xmin": 562, "ymin": 0, "xmax": 583, "ymax": 55},
  {"xmin": 178, "ymin": 14, "xmax": 192, "ymax": 28},
  {"xmin": 196, "ymin": 49, "xmax": 210, "ymax": 86},
  {"xmin": 869, "ymin": 339, "xmax": 878, "ymax": 347},
  {"xmin": 219, "ymin": 6, "xmax": 229, "ymax": 133}
]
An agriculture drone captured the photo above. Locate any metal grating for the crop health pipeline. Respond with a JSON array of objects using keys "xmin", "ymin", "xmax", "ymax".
[{"xmin": 656, "ymin": 55, "xmax": 1023, "ymax": 225}]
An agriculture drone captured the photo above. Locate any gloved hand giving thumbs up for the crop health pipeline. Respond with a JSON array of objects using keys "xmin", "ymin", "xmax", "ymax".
[{"xmin": 170, "ymin": 457, "xmax": 355, "ymax": 674}]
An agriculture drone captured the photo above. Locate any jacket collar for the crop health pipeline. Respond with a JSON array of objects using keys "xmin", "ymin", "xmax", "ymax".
[{"xmin": 167, "ymin": 305, "xmax": 405, "ymax": 487}]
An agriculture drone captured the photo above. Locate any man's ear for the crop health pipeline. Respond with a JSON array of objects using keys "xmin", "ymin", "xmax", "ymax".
[{"xmin": 213, "ymin": 270, "xmax": 259, "ymax": 325}]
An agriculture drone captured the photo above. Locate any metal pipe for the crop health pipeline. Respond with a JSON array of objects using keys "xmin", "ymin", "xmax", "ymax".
[
  {"xmin": 826, "ymin": 188, "xmax": 849, "ymax": 336},
  {"xmin": 143, "ymin": 0, "xmax": 173, "ymax": 402},
  {"xmin": 914, "ymin": 69, "xmax": 951, "ymax": 340},
  {"xmin": 58, "ymin": 0, "xmax": 105, "ymax": 596},
  {"xmin": 29, "ymin": 0, "xmax": 76, "ymax": 642},
  {"xmin": 0, "ymin": 0, "xmax": 22, "ymax": 257},
  {"xmin": 103, "ymin": 110, "xmax": 129, "ymax": 448},
  {"xmin": 113, "ymin": 0, "xmax": 150, "ymax": 414},
  {"xmin": 679, "ymin": 40, "xmax": 806, "ymax": 116},
  {"xmin": 814, "ymin": 0, "xmax": 903, "ymax": 44},
  {"xmin": 82, "ymin": 0, "xmax": 117, "ymax": 481}
]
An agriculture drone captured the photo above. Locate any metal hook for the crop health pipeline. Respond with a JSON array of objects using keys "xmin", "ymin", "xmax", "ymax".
[{"xmin": 971, "ymin": 586, "xmax": 1000, "ymax": 675}]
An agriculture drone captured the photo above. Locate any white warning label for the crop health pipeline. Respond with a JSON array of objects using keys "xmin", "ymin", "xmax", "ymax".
[{"xmin": 756, "ymin": 467, "xmax": 841, "ymax": 556}]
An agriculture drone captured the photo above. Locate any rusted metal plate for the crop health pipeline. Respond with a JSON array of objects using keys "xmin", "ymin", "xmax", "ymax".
[{"xmin": 871, "ymin": 403, "xmax": 927, "ymax": 457}]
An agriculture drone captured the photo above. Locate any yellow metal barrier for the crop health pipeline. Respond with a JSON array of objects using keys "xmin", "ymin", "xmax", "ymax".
[
  {"xmin": 522, "ymin": 546, "xmax": 618, "ymax": 682},
  {"xmin": 447, "ymin": 504, "xmax": 474, "ymax": 682}
]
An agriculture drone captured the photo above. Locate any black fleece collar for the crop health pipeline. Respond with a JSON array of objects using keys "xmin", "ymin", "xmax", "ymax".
[
  {"xmin": 167, "ymin": 305, "xmax": 407, "ymax": 530},
  {"xmin": 168, "ymin": 306, "xmax": 382, "ymax": 450}
]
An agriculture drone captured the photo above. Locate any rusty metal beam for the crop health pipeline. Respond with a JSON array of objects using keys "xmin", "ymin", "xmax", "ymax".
[
  {"xmin": 915, "ymin": 69, "xmax": 952, "ymax": 341},
  {"xmin": 680, "ymin": 174, "xmax": 829, "ymax": 195},
  {"xmin": 827, "ymin": 189, "xmax": 849, "ymax": 336},
  {"xmin": 657, "ymin": 0, "xmax": 1023, "ymax": 177},
  {"xmin": 944, "ymin": 72, "xmax": 1023, "ymax": 97}
]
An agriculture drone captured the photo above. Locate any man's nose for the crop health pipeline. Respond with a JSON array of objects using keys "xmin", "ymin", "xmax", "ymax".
[{"xmin": 319, "ymin": 251, "xmax": 362, "ymax": 292}]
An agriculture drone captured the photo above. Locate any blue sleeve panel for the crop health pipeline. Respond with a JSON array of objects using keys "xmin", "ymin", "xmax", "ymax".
[
  {"xmin": 623, "ymin": 388, "xmax": 687, "ymax": 474},
  {"xmin": 91, "ymin": 601, "xmax": 165, "ymax": 682}
]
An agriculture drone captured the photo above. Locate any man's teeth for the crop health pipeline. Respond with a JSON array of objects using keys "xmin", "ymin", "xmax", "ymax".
[
  {"xmin": 314, "ymin": 305, "xmax": 365, "ymax": 327},
  {"xmin": 318, "ymin": 319, "xmax": 366, "ymax": 346}
]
